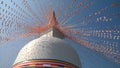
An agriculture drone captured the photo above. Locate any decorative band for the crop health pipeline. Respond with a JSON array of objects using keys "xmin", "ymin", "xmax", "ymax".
[{"xmin": 13, "ymin": 59, "xmax": 78, "ymax": 68}]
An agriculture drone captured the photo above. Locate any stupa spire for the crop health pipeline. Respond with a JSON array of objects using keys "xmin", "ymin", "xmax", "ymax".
[{"xmin": 40, "ymin": 11, "xmax": 65, "ymax": 39}]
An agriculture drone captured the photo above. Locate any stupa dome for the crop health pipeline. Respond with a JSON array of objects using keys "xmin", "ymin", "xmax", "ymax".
[{"xmin": 13, "ymin": 30, "xmax": 81, "ymax": 68}]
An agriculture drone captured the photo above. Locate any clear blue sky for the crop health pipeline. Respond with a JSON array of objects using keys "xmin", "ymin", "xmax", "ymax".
[{"xmin": 0, "ymin": 0, "xmax": 120, "ymax": 68}]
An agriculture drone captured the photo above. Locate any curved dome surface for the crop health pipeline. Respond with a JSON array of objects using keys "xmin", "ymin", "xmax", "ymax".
[{"xmin": 13, "ymin": 35, "xmax": 81, "ymax": 67}]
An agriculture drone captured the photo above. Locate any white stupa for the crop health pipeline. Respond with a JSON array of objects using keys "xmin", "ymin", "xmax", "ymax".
[{"xmin": 13, "ymin": 12, "xmax": 82, "ymax": 68}]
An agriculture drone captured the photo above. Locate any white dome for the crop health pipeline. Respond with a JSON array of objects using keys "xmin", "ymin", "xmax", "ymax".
[
  {"xmin": 13, "ymin": 27, "xmax": 82, "ymax": 67},
  {"xmin": 13, "ymin": 36, "xmax": 81, "ymax": 67}
]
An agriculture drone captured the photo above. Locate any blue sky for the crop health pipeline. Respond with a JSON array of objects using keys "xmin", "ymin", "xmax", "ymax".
[{"xmin": 0, "ymin": 0, "xmax": 120, "ymax": 68}]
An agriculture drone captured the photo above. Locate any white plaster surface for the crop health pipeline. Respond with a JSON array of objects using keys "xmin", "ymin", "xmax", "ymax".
[{"xmin": 14, "ymin": 31, "xmax": 81, "ymax": 67}]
